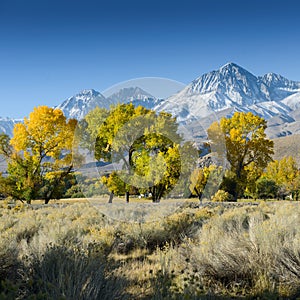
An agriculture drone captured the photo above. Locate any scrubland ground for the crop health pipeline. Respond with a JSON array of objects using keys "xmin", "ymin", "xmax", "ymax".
[{"xmin": 1, "ymin": 199, "xmax": 300, "ymax": 299}]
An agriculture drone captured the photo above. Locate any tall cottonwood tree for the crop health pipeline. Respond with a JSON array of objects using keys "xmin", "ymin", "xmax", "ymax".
[
  {"xmin": 208, "ymin": 112, "xmax": 274, "ymax": 200},
  {"xmin": 7, "ymin": 106, "xmax": 77, "ymax": 203}
]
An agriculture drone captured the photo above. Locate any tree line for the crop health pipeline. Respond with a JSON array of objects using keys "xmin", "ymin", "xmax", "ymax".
[{"xmin": 0, "ymin": 104, "xmax": 298, "ymax": 204}]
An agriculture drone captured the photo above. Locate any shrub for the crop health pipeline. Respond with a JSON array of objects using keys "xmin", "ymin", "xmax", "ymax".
[
  {"xmin": 26, "ymin": 244, "xmax": 124, "ymax": 300},
  {"xmin": 211, "ymin": 189, "xmax": 233, "ymax": 202},
  {"xmin": 255, "ymin": 177, "xmax": 279, "ymax": 199},
  {"xmin": 174, "ymin": 203, "xmax": 300, "ymax": 298}
]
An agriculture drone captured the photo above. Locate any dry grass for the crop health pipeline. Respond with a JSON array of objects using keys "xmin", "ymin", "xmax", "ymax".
[{"xmin": 1, "ymin": 200, "xmax": 300, "ymax": 299}]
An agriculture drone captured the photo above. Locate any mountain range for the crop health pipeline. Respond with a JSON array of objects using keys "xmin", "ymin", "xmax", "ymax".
[{"xmin": 2, "ymin": 62, "xmax": 300, "ymax": 139}]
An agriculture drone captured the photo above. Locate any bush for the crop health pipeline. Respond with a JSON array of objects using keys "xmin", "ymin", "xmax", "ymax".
[
  {"xmin": 211, "ymin": 189, "xmax": 233, "ymax": 202},
  {"xmin": 256, "ymin": 177, "xmax": 279, "ymax": 199},
  {"xmin": 173, "ymin": 203, "xmax": 300, "ymax": 298},
  {"xmin": 26, "ymin": 244, "xmax": 123, "ymax": 300}
]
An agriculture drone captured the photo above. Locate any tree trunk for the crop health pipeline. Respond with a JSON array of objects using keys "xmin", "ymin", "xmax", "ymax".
[
  {"xmin": 152, "ymin": 186, "xmax": 157, "ymax": 202},
  {"xmin": 194, "ymin": 187, "xmax": 202, "ymax": 204},
  {"xmin": 233, "ymin": 190, "xmax": 238, "ymax": 202},
  {"xmin": 125, "ymin": 191, "xmax": 129, "ymax": 203},
  {"xmin": 108, "ymin": 192, "xmax": 114, "ymax": 203}
]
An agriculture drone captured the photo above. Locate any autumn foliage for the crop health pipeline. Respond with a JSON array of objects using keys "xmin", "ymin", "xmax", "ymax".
[{"xmin": 2, "ymin": 106, "xmax": 77, "ymax": 203}]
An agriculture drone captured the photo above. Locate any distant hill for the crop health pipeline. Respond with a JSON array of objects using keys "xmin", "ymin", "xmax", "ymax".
[{"xmin": 273, "ymin": 134, "xmax": 300, "ymax": 165}]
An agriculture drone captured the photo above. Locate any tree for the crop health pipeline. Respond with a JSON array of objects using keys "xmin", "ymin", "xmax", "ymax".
[
  {"xmin": 101, "ymin": 171, "xmax": 127, "ymax": 199},
  {"xmin": 189, "ymin": 165, "xmax": 223, "ymax": 201},
  {"xmin": 90, "ymin": 104, "xmax": 154, "ymax": 202},
  {"xmin": 208, "ymin": 112, "xmax": 274, "ymax": 200},
  {"xmin": 7, "ymin": 106, "xmax": 77, "ymax": 203},
  {"xmin": 264, "ymin": 156, "xmax": 300, "ymax": 200},
  {"xmin": 84, "ymin": 103, "xmax": 198, "ymax": 202},
  {"xmin": 131, "ymin": 141, "xmax": 182, "ymax": 202}
]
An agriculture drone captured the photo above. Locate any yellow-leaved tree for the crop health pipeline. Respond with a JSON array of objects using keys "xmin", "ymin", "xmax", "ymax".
[
  {"xmin": 264, "ymin": 156, "xmax": 300, "ymax": 199},
  {"xmin": 8, "ymin": 106, "xmax": 78, "ymax": 203},
  {"xmin": 208, "ymin": 112, "xmax": 274, "ymax": 200}
]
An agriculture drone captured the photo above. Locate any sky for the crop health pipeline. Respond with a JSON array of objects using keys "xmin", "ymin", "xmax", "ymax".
[{"xmin": 1, "ymin": 0, "xmax": 300, "ymax": 118}]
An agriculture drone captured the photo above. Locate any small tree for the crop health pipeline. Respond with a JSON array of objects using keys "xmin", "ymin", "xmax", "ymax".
[
  {"xmin": 189, "ymin": 165, "xmax": 223, "ymax": 201},
  {"xmin": 211, "ymin": 190, "xmax": 234, "ymax": 202},
  {"xmin": 189, "ymin": 168, "xmax": 207, "ymax": 200},
  {"xmin": 101, "ymin": 172, "xmax": 127, "ymax": 202}
]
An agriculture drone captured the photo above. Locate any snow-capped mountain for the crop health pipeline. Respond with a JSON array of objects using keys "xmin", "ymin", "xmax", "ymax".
[
  {"xmin": 53, "ymin": 63, "xmax": 300, "ymax": 131},
  {"xmin": 187, "ymin": 62, "xmax": 271, "ymax": 106},
  {"xmin": 56, "ymin": 87, "xmax": 161, "ymax": 120},
  {"xmin": 155, "ymin": 63, "xmax": 300, "ymax": 128},
  {"xmin": 56, "ymin": 89, "xmax": 110, "ymax": 120},
  {"xmin": 107, "ymin": 86, "xmax": 154, "ymax": 103},
  {"xmin": 107, "ymin": 87, "xmax": 162, "ymax": 110}
]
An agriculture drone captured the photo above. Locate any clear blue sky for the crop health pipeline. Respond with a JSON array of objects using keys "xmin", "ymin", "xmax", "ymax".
[{"xmin": 1, "ymin": 0, "xmax": 300, "ymax": 118}]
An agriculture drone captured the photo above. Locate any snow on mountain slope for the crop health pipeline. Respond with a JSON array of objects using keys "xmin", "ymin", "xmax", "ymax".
[
  {"xmin": 107, "ymin": 86, "xmax": 163, "ymax": 110},
  {"xmin": 107, "ymin": 86, "xmax": 154, "ymax": 102},
  {"xmin": 238, "ymin": 101, "xmax": 291, "ymax": 120},
  {"xmin": 155, "ymin": 90, "xmax": 216, "ymax": 123},
  {"xmin": 188, "ymin": 62, "xmax": 271, "ymax": 106},
  {"xmin": 281, "ymin": 92, "xmax": 300, "ymax": 110},
  {"xmin": 259, "ymin": 73, "xmax": 300, "ymax": 100},
  {"xmin": 56, "ymin": 87, "xmax": 162, "ymax": 120},
  {"xmin": 56, "ymin": 89, "xmax": 110, "ymax": 120},
  {"xmin": 156, "ymin": 63, "xmax": 300, "ymax": 125},
  {"xmin": 0, "ymin": 118, "xmax": 21, "ymax": 137}
]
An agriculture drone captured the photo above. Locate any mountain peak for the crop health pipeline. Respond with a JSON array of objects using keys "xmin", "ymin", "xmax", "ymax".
[
  {"xmin": 259, "ymin": 72, "xmax": 300, "ymax": 101},
  {"xmin": 57, "ymin": 89, "xmax": 106, "ymax": 119},
  {"xmin": 219, "ymin": 62, "xmax": 254, "ymax": 77},
  {"xmin": 188, "ymin": 62, "xmax": 259, "ymax": 101},
  {"xmin": 220, "ymin": 62, "xmax": 242, "ymax": 69},
  {"xmin": 107, "ymin": 86, "xmax": 155, "ymax": 102},
  {"xmin": 77, "ymin": 89, "xmax": 101, "ymax": 97},
  {"xmin": 261, "ymin": 72, "xmax": 287, "ymax": 83}
]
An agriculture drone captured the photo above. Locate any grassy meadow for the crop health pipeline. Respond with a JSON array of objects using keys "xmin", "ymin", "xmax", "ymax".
[{"xmin": 1, "ymin": 198, "xmax": 300, "ymax": 299}]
